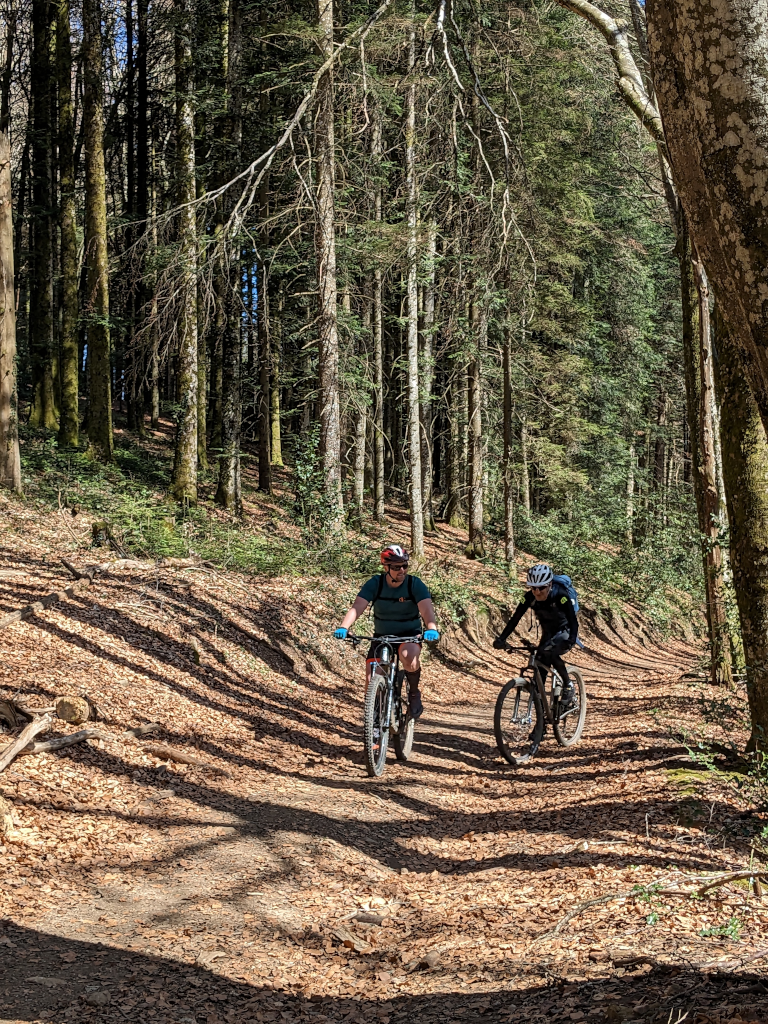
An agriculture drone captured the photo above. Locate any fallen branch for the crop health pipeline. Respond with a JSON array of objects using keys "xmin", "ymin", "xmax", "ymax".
[
  {"xmin": 0, "ymin": 714, "xmax": 54, "ymax": 772},
  {"xmin": 696, "ymin": 869, "xmax": 767, "ymax": 897},
  {"xmin": 123, "ymin": 723, "xmax": 162, "ymax": 739},
  {"xmin": 18, "ymin": 728, "xmax": 108, "ymax": 756},
  {"xmin": 61, "ymin": 559, "xmax": 95, "ymax": 582},
  {"xmin": 702, "ymin": 946, "xmax": 768, "ymax": 972},
  {"xmin": 142, "ymin": 741, "xmax": 230, "ymax": 776},
  {"xmin": 0, "ymin": 565, "xmax": 93, "ymax": 630},
  {"xmin": 536, "ymin": 890, "xmax": 634, "ymax": 940}
]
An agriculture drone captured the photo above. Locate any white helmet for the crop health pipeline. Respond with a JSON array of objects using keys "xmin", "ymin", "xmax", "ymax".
[{"xmin": 526, "ymin": 563, "xmax": 553, "ymax": 589}]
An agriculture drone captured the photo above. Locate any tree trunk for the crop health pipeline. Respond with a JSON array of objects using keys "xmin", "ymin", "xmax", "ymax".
[
  {"xmin": 645, "ymin": 0, "xmax": 768, "ymax": 432},
  {"xmin": 82, "ymin": 0, "xmax": 113, "ymax": 459},
  {"xmin": 405, "ymin": 1, "xmax": 423, "ymax": 556},
  {"xmin": 29, "ymin": 0, "xmax": 57, "ymax": 431},
  {"xmin": 521, "ymin": 413, "xmax": 531, "ymax": 513},
  {"xmin": 215, "ymin": 0, "xmax": 242, "ymax": 512},
  {"xmin": 315, "ymin": 0, "xmax": 342, "ymax": 525},
  {"xmin": 57, "ymin": 0, "xmax": 79, "ymax": 448},
  {"xmin": 502, "ymin": 324, "xmax": 515, "ymax": 566},
  {"xmin": 445, "ymin": 369, "xmax": 463, "ymax": 527},
  {"xmin": 694, "ymin": 257, "xmax": 733, "ymax": 688},
  {"xmin": 713, "ymin": 306, "xmax": 768, "ymax": 748},
  {"xmin": 0, "ymin": 132, "xmax": 20, "ymax": 492},
  {"xmin": 0, "ymin": 10, "xmax": 15, "ymax": 135},
  {"xmin": 257, "ymin": 257, "xmax": 272, "ymax": 493},
  {"xmin": 270, "ymin": 281, "xmax": 283, "ymax": 467},
  {"xmin": 465, "ymin": 300, "xmax": 485, "ymax": 559},
  {"xmin": 420, "ymin": 221, "xmax": 437, "ymax": 534},
  {"xmin": 626, "ymin": 444, "xmax": 635, "ymax": 545},
  {"xmin": 170, "ymin": 0, "xmax": 198, "ymax": 502}
]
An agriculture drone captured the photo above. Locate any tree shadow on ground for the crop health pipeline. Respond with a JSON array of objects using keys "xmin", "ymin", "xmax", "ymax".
[{"xmin": 0, "ymin": 921, "xmax": 766, "ymax": 1024}]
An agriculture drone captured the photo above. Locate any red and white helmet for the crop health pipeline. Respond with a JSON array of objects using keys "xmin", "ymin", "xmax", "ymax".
[{"xmin": 381, "ymin": 544, "xmax": 410, "ymax": 567}]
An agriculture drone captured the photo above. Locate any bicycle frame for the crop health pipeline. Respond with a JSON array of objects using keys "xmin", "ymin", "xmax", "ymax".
[
  {"xmin": 512, "ymin": 645, "xmax": 565, "ymax": 725},
  {"xmin": 346, "ymin": 634, "xmax": 422, "ymax": 737}
]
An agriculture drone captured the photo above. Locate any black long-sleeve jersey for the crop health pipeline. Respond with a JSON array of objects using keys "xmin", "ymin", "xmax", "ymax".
[{"xmin": 499, "ymin": 582, "xmax": 578, "ymax": 644}]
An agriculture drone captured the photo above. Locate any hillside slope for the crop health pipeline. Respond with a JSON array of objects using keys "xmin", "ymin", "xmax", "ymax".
[{"xmin": 0, "ymin": 494, "xmax": 765, "ymax": 1024}]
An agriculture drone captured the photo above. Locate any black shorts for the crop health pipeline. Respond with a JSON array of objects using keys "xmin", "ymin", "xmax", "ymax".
[{"xmin": 366, "ymin": 638, "xmax": 413, "ymax": 662}]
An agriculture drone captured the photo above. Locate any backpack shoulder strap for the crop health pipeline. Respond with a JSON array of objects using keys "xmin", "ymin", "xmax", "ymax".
[
  {"xmin": 407, "ymin": 575, "xmax": 415, "ymax": 604},
  {"xmin": 374, "ymin": 573, "xmax": 385, "ymax": 604}
]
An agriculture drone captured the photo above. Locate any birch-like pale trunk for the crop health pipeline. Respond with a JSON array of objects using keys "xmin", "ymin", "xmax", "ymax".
[
  {"xmin": 83, "ymin": 0, "xmax": 113, "ymax": 460},
  {"xmin": 315, "ymin": 0, "xmax": 342, "ymax": 524},
  {"xmin": 57, "ymin": 0, "xmax": 78, "ymax": 448},
  {"xmin": 520, "ymin": 413, "xmax": 531, "ymax": 513},
  {"xmin": 170, "ymin": 0, "xmax": 198, "ymax": 502},
  {"xmin": 626, "ymin": 444, "xmax": 635, "ymax": 545},
  {"xmin": 405, "ymin": 1, "xmax": 423, "ymax": 556},
  {"xmin": 271, "ymin": 281, "xmax": 284, "ymax": 467},
  {"xmin": 0, "ymin": 132, "xmax": 20, "ymax": 492}
]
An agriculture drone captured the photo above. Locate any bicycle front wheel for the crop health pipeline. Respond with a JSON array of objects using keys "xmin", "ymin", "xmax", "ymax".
[
  {"xmin": 364, "ymin": 670, "xmax": 390, "ymax": 777},
  {"xmin": 494, "ymin": 678, "xmax": 543, "ymax": 766},
  {"xmin": 553, "ymin": 667, "xmax": 587, "ymax": 747}
]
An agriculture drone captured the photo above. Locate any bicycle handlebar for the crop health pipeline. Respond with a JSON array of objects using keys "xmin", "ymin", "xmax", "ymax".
[{"xmin": 339, "ymin": 634, "xmax": 424, "ymax": 645}]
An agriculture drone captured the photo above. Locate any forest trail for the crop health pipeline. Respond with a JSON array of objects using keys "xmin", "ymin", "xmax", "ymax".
[{"xmin": 1, "ymin": 503, "xmax": 768, "ymax": 1023}]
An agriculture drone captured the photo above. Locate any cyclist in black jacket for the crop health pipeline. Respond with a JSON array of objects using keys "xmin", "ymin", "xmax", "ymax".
[{"xmin": 493, "ymin": 563, "xmax": 578, "ymax": 708}]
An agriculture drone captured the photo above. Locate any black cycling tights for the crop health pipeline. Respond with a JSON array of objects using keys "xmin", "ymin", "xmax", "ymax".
[{"xmin": 536, "ymin": 645, "xmax": 571, "ymax": 688}]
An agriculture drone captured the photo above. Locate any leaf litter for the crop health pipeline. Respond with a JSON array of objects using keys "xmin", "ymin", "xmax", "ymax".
[{"xmin": 0, "ymin": 495, "xmax": 767, "ymax": 1023}]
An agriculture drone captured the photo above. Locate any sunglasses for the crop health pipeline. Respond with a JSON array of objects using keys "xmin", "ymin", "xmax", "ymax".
[
  {"xmin": 531, "ymin": 585, "xmax": 550, "ymax": 593},
  {"xmin": 389, "ymin": 565, "xmax": 408, "ymax": 572}
]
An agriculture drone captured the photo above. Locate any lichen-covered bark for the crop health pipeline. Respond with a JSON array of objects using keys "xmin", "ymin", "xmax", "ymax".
[
  {"xmin": 170, "ymin": 0, "xmax": 198, "ymax": 502},
  {"xmin": 713, "ymin": 307, "xmax": 768, "ymax": 748},
  {"xmin": 646, "ymin": 0, "xmax": 768, "ymax": 428},
  {"xmin": 420, "ymin": 221, "xmax": 437, "ymax": 535},
  {"xmin": 83, "ymin": 0, "xmax": 113, "ymax": 460},
  {"xmin": 0, "ymin": 132, "xmax": 20, "ymax": 492},
  {"xmin": 502, "ymin": 325, "xmax": 515, "ymax": 567},
  {"xmin": 465, "ymin": 302, "xmax": 486, "ymax": 559},
  {"xmin": 57, "ymin": 0, "xmax": 79, "ymax": 449}
]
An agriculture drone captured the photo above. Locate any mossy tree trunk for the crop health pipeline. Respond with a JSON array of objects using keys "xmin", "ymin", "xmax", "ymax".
[
  {"xmin": 56, "ymin": 0, "xmax": 78, "ymax": 449},
  {"xmin": 502, "ymin": 322, "xmax": 515, "ymax": 567},
  {"xmin": 420, "ymin": 221, "xmax": 437, "ymax": 534},
  {"xmin": 0, "ymin": 132, "xmax": 20, "ymax": 492},
  {"xmin": 170, "ymin": 0, "xmax": 198, "ymax": 502},
  {"xmin": 713, "ymin": 307, "xmax": 768, "ymax": 748},
  {"xmin": 83, "ymin": 0, "xmax": 113, "ymax": 460},
  {"xmin": 465, "ymin": 301, "xmax": 485, "ymax": 559}
]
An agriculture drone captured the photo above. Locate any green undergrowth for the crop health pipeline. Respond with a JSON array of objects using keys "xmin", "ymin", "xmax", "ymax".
[
  {"xmin": 15, "ymin": 431, "xmax": 484, "ymax": 627},
  {"xmin": 15, "ymin": 429, "xmax": 704, "ymax": 634}
]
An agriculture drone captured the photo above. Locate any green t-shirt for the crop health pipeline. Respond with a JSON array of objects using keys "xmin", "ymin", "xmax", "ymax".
[{"xmin": 358, "ymin": 573, "xmax": 432, "ymax": 637}]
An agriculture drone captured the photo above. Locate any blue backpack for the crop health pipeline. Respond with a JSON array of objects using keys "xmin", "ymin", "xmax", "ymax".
[{"xmin": 553, "ymin": 574, "xmax": 579, "ymax": 614}]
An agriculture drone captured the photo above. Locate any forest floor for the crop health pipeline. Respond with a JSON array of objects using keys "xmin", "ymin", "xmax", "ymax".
[{"xmin": 1, "ymin": 486, "xmax": 767, "ymax": 1024}]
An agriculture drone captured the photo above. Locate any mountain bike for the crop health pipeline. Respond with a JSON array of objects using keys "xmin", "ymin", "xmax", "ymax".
[
  {"xmin": 340, "ymin": 633, "xmax": 422, "ymax": 777},
  {"xmin": 494, "ymin": 637, "xmax": 587, "ymax": 766}
]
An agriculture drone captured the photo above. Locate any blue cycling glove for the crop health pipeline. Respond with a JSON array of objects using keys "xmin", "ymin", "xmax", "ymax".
[
  {"xmin": 334, "ymin": 627, "xmax": 348, "ymax": 640},
  {"xmin": 424, "ymin": 629, "xmax": 440, "ymax": 642}
]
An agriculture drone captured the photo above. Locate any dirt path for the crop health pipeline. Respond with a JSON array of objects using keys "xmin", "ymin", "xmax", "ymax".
[{"xmin": 1, "ymin": 519, "xmax": 768, "ymax": 1023}]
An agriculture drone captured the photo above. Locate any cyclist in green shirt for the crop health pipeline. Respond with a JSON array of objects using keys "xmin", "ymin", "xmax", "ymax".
[{"xmin": 334, "ymin": 545, "xmax": 439, "ymax": 720}]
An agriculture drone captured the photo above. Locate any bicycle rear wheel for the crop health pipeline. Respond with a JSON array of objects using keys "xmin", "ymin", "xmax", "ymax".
[
  {"xmin": 364, "ymin": 670, "xmax": 390, "ymax": 777},
  {"xmin": 494, "ymin": 678, "xmax": 543, "ymax": 766},
  {"xmin": 553, "ymin": 667, "xmax": 587, "ymax": 747}
]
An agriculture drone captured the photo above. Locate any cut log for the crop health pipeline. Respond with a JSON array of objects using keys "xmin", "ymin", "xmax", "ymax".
[
  {"xmin": 0, "ymin": 714, "xmax": 54, "ymax": 772},
  {"xmin": 55, "ymin": 696, "xmax": 91, "ymax": 725},
  {"xmin": 122, "ymin": 723, "xmax": 161, "ymax": 739},
  {"xmin": 142, "ymin": 742, "xmax": 230, "ymax": 775}
]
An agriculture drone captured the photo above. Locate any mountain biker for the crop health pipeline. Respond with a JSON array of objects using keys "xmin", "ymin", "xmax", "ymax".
[
  {"xmin": 492, "ymin": 563, "xmax": 578, "ymax": 709},
  {"xmin": 334, "ymin": 545, "xmax": 439, "ymax": 720}
]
